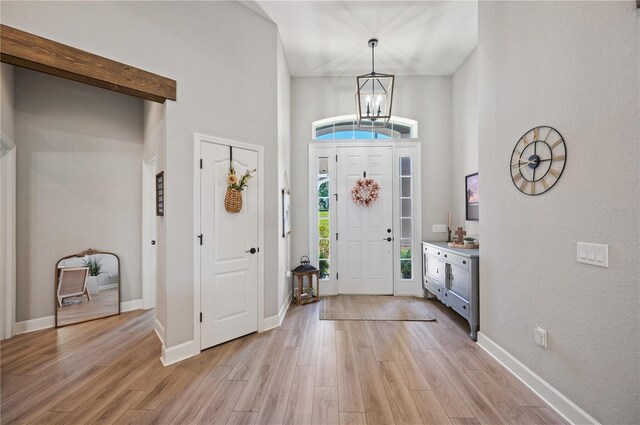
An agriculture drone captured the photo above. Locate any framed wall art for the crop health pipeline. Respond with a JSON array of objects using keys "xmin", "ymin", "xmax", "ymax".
[
  {"xmin": 465, "ymin": 172, "xmax": 479, "ymax": 221},
  {"xmin": 156, "ymin": 171, "xmax": 165, "ymax": 216},
  {"xmin": 282, "ymin": 189, "xmax": 291, "ymax": 237}
]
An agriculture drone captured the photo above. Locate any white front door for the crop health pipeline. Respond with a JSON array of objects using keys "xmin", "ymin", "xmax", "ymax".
[
  {"xmin": 200, "ymin": 141, "xmax": 258, "ymax": 350},
  {"xmin": 337, "ymin": 146, "xmax": 393, "ymax": 294}
]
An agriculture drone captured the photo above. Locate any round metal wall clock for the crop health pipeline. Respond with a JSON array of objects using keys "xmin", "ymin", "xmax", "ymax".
[{"xmin": 510, "ymin": 126, "xmax": 566, "ymax": 196}]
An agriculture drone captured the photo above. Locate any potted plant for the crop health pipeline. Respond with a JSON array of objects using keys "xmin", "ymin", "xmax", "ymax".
[
  {"xmin": 401, "ymin": 260, "xmax": 412, "ymax": 279},
  {"xmin": 83, "ymin": 257, "xmax": 103, "ymax": 295},
  {"xmin": 225, "ymin": 164, "xmax": 256, "ymax": 213}
]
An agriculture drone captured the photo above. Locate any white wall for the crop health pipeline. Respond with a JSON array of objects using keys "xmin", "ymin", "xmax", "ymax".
[
  {"xmin": 2, "ymin": 1, "xmax": 284, "ymax": 347},
  {"xmin": 14, "ymin": 69, "xmax": 144, "ymax": 321},
  {"xmin": 451, "ymin": 48, "xmax": 479, "ymax": 237},
  {"xmin": 478, "ymin": 2, "xmax": 639, "ymax": 424},
  {"xmin": 277, "ymin": 35, "xmax": 292, "ymax": 313},
  {"xmin": 290, "ymin": 76, "xmax": 452, "ymax": 264}
]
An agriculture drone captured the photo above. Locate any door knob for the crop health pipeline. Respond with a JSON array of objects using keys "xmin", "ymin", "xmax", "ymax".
[
  {"xmin": 246, "ymin": 247, "xmax": 257, "ymax": 254},
  {"xmin": 383, "ymin": 237, "xmax": 392, "ymax": 242}
]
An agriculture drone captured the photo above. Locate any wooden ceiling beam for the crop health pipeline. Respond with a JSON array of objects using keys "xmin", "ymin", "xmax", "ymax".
[{"xmin": 0, "ymin": 24, "xmax": 176, "ymax": 103}]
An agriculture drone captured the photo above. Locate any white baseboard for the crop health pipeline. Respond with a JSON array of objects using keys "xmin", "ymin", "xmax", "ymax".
[
  {"xmin": 14, "ymin": 315, "xmax": 55, "ymax": 334},
  {"xmin": 477, "ymin": 332, "xmax": 600, "ymax": 425},
  {"xmin": 161, "ymin": 339, "xmax": 195, "ymax": 366},
  {"xmin": 120, "ymin": 298, "xmax": 143, "ymax": 312},
  {"xmin": 263, "ymin": 291, "xmax": 292, "ymax": 331},
  {"xmin": 154, "ymin": 318, "xmax": 165, "ymax": 345},
  {"xmin": 98, "ymin": 283, "xmax": 119, "ymax": 291}
]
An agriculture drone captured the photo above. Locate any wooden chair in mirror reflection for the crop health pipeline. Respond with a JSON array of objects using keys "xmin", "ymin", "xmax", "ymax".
[{"xmin": 57, "ymin": 267, "xmax": 91, "ymax": 307}]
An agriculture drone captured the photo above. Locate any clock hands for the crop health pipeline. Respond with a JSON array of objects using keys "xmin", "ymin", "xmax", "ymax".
[
  {"xmin": 513, "ymin": 159, "xmax": 535, "ymax": 166},
  {"xmin": 516, "ymin": 157, "xmax": 564, "ymax": 167}
]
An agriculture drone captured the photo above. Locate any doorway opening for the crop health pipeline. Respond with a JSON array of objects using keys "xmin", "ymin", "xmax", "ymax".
[
  {"xmin": 1, "ymin": 134, "xmax": 16, "ymax": 340},
  {"xmin": 309, "ymin": 140, "xmax": 422, "ymax": 297},
  {"xmin": 142, "ymin": 151, "xmax": 157, "ymax": 311}
]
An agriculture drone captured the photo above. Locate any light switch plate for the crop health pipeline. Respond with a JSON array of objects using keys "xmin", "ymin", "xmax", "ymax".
[
  {"xmin": 577, "ymin": 242, "xmax": 609, "ymax": 268},
  {"xmin": 433, "ymin": 224, "xmax": 447, "ymax": 233},
  {"xmin": 534, "ymin": 327, "xmax": 548, "ymax": 349}
]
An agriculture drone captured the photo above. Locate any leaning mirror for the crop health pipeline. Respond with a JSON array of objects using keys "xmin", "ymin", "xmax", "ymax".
[{"xmin": 55, "ymin": 249, "xmax": 120, "ymax": 327}]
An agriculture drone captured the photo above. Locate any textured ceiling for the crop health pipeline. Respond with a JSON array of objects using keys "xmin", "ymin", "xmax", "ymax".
[{"xmin": 254, "ymin": 1, "xmax": 478, "ymax": 77}]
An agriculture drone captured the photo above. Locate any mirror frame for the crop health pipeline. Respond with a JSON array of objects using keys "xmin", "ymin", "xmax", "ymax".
[{"xmin": 54, "ymin": 248, "xmax": 121, "ymax": 328}]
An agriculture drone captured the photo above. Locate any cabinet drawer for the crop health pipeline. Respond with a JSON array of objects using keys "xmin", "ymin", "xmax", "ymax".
[
  {"xmin": 424, "ymin": 245, "xmax": 443, "ymax": 258},
  {"xmin": 425, "ymin": 255, "xmax": 446, "ymax": 285},
  {"xmin": 441, "ymin": 251, "xmax": 469, "ymax": 269},
  {"xmin": 425, "ymin": 278, "xmax": 445, "ymax": 299},
  {"xmin": 443, "ymin": 290, "xmax": 470, "ymax": 319}
]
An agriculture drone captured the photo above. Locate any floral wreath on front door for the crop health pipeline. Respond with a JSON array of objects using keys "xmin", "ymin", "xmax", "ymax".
[{"xmin": 351, "ymin": 178, "xmax": 380, "ymax": 207}]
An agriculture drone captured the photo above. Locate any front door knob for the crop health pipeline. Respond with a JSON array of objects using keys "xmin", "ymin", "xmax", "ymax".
[
  {"xmin": 383, "ymin": 237, "xmax": 392, "ymax": 242},
  {"xmin": 246, "ymin": 247, "xmax": 257, "ymax": 254}
]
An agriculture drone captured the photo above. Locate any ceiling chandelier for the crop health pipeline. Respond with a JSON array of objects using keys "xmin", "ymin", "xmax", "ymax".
[{"xmin": 356, "ymin": 38, "xmax": 395, "ymax": 127}]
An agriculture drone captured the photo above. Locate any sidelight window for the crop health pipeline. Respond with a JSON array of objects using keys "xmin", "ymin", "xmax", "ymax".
[
  {"xmin": 317, "ymin": 157, "xmax": 330, "ymax": 279},
  {"xmin": 399, "ymin": 157, "xmax": 413, "ymax": 280}
]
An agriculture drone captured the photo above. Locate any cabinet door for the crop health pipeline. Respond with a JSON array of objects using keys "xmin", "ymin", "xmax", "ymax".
[
  {"xmin": 448, "ymin": 264, "xmax": 471, "ymax": 301},
  {"xmin": 425, "ymin": 255, "xmax": 446, "ymax": 286}
]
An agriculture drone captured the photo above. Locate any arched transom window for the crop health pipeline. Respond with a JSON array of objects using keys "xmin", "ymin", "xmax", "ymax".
[{"xmin": 312, "ymin": 115, "xmax": 418, "ymax": 140}]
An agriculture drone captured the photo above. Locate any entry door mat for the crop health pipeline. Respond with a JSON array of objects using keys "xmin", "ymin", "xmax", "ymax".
[{"xmin": 319, "ymin": 295, "xmax": 437, "ymax": 321}]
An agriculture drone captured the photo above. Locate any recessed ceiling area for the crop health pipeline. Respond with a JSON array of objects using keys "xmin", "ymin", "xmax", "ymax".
[{"xmin": 254, "ymin": 1, "xmax": 478, "ymax": 77}]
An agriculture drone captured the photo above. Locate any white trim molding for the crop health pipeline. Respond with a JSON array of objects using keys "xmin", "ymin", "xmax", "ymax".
[
  {"xmin": 120, "ymin": 298, "xmax": 144, "ymax": 312},
  {"xmin": 154, "ymin": 318, "xmax": 165, "ymax": 346},
  {"xmin": 14, "ymin": 315, "xmax": 55, "ymax": 335},
  {"xmin": 161, "ymin": 339, "xmax": 195, "ymax": 367},
  {"xmin": 477, "ymin": 332, "xmax": 600, "ymax": 425},
  {"xmin": 1, "ymin": 132, "xmax": 16, "ymax": 340},
  {"xmin": 263, "ymin": 291, "xmax": 292, "ymax": 331}
]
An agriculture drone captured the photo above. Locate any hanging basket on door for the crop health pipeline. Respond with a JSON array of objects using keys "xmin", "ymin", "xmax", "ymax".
[
  {"xmin": 224, "ymin": 158, "xmax": 256, "ymax": 213},
  {"xmin": 224, "ymin": 187, "xmax": 243, "ymax": 213},
  {"xmin": 351, "ymin": 178, "xmax": 380, "ymax": 207}
]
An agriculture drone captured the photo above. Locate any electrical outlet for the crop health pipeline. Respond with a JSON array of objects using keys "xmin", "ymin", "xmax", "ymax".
[
  {"xmin": 433, "ymin": 224, "xmax": 447, "ymax": 233},
  {"xmin": 534, "ymin": 327, "xmax": 548, "ymax": 349}
]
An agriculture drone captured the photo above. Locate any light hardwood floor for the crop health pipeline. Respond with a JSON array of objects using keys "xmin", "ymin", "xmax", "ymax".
[
  {"xmin": 57, "ymin": 287, "xmax": 119, "ymax": 327},
  {"xmin": 1, "ymin": 298, "xmax": 566, "ymax": 425}
]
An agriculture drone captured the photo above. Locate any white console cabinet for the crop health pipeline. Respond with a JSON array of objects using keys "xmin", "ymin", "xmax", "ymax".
[{"xmin": 422, "ymin": 242, "xmax": 479, "ymax": 340}]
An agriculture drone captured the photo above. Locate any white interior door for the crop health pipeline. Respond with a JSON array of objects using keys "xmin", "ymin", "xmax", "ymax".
[
  {"xmin": 337, "ymin": 146, "xmax": 393, "ymax": 294},
  {"xmin": 200, "ymin": 142, "xmax": 258, "ymax": 350}
]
